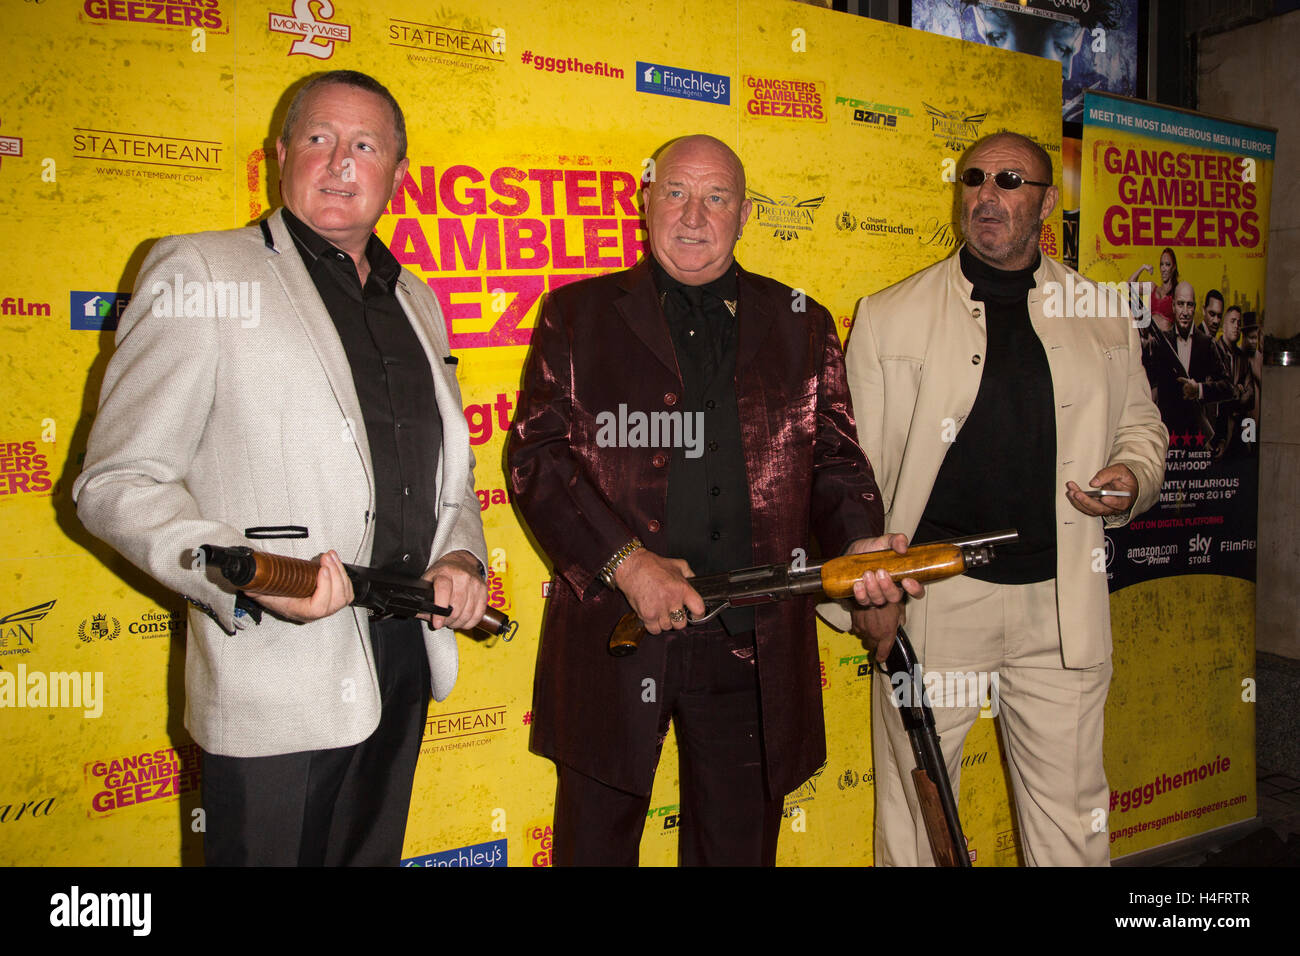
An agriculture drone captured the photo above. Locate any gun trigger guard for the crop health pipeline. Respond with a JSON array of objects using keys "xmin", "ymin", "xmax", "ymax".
[{"xmin": 690, "ymin": 603, "xmax": 730, "ymax": 625}]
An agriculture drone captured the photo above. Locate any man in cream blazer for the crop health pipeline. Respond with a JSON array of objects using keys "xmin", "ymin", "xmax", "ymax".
[
  {"xmin": 73, "ymin": 71, "xmax": 487, "ymax": 865},
  {"xmin": 834, "ymin": 133, "xmax": 1167, "ymax": 865}
]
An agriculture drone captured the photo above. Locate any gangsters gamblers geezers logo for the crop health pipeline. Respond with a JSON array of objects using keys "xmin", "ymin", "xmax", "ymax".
[
  {"xmin": 86, "ymin": 743, "xmax": 201, "ymax": 815},
  {"xmin": 743, "ymin": 75, "xmax": 825, "ymax": 122},
  {"xmin": 82, "ymin": 0, "xmax": 225, "ymax": 31},
  {"xmin": 747, "ymin": 190, "xmax": 825, "ymax": 240}
]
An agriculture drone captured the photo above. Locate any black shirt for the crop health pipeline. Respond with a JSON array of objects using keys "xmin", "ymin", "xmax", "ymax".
[
  {"xmin": 281, "ymin": 209, "xmax": 442, "ymax": 576},
  {"xmin": 651, "ymin": 258, "xmax": 755, "ymax": 633},
  {"xmin": 914, "ymin": 248, "xmax": 1057, "ymax": 583}
]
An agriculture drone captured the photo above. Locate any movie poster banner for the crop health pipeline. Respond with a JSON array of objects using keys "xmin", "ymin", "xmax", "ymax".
[{"xmin": 1080, "ymin": 91, "xmax": 1274, "ymax": 856}]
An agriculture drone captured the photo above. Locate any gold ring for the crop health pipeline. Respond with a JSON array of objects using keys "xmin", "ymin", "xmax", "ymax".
[{"xmin": 669, "ymin": 608, "xmax": 686, "ymax": 623}]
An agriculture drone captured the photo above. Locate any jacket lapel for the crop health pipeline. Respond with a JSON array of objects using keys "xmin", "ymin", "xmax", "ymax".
[
  {"xmin": 261, "ymin": 209, "xmax": 375, "ymax": 503},
  {"xmin": 613, "ymin": 259, "xmax": 681, "ymax": 379}
]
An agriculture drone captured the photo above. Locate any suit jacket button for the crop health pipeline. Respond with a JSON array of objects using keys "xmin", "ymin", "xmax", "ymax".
[
  {"xmin": 972, "ymin": 354, "xmax": 981, "ymax": 365},
  {"xmin": 664, "ymin": 392, "xmax": 678, "ymax": 406},
  {"xmin": 648, "ymin": 520, "xmax": 661, "ymax": 533},
  {"xmin": 652, "ymin": 453, "xmax": 667, "ymax": 468}
]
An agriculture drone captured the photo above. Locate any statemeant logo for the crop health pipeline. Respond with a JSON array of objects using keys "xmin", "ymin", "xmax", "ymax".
[
  {"xmin": 743, "ymin": 75, "xmax": 824, "ymax": 122},
  {"xmin": 82, "ymin": 0, "xmax": 226, "ymax": 31},
  {"xmin": 269, "ymin": 0, "xmax": 351, "ymax": 58},
  {"xmin": 388, "ymin": 19, "xmax": 505, "ymax": 67},
  {"xmin": 0, "ymin": 600, "xmax": 55, "ymax": 656},
  {"xmin": 403, "ymin": 838, "xmax": 506, "ymax": 867},
  {"xmin": 73, "ymin": 128, "xmax": 223, "ymax": 172},
  {"xmin": 924, "ymin": 102, "xmax": 987, "ymax": 151},
  {"xmin": 836, "ymin": 94, "xmax": 911, "ymax": 131},
  {"xmin": 421, "ymin": 704, "xmax": 508, "ymax": 753},
  {"xmin": 747, "ymin": 190, "xmax": 824, "ymax": 240},
  {"xmin": 636, "ymin": 61, "xmax": 730, "ymax": 105},
  {"xmin": 70, "ymin": 291, "xmax": 130, "ymax": 331}
]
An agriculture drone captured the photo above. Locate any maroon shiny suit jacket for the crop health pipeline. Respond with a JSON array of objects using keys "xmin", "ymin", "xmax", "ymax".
[{"xmin": 507, "ymin": 259, "xmax": 883, "ymax": 798}]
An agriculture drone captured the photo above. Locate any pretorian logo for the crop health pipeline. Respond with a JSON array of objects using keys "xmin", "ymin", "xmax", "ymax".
[
  {"xmin": 0, "ymin": 600, "xmax": 54, "ymax": 656},
  {"xmin": 923, "ymin": 102, "xmax": 987, "ymax": 151},
  {"xmin": 82, "ymin": 0, "xmax": 224, "ymax": 31},
  {"xmin": 78, "ymin": 614, "xmax": 121, "ymax": 643},
  {"xmin": 70, "ymin": 291, "xmax": 131, "ymax": 331},
  {"xmin": 835, "ymin": 95, "xmax": 911, "ymax": 130},
  {"xmin": 0, "ymin": 440, "xmax": 52, "ymax": 496},
  {"xmin": 743, "ymin": 75, "xmax": 824, "ymax": 122},
  {"xmin": 86, "ymin": 743, "xmax": 201, "ymax": 815},
  {"xmin": 636, "ymin": 61, "xmax": 730, "ymax": 105},
  {"xmin": 73, "ymin": 128, "xmax": 223, "ymax": 171},
  {"xmin": 388, "ymin": 19, "xmax": 504, "ymax": 66},
  {"xmin": 747, "ymin": 191, "xmax": 824, "ymax": 240},
  {"xmin": 403, "ymin": 838, "xmax": 507, "ymax": 867},
  {"xmin": 270, "ymin": 0, "xmax": 351, "ymax": 59}
]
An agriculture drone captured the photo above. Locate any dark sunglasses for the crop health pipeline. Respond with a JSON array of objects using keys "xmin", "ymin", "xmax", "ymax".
[{"xmin": 959, "ymin": 167, "xmax": 1052, "ymax": 190}]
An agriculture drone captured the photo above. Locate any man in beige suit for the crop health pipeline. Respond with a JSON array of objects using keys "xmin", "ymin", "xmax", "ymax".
[
  {"xmin": 840, "ymin": 132, "xmax": 1166, "ymax": 865},
  {"xmin": 74, "ymin": 71, "xmax": 487, "ymax": 865}
]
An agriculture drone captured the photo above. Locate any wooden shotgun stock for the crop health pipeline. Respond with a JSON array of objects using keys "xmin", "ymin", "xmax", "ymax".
[
  {"xmin": 608, "ymin": 530, "xmax": 1017, "ymax": 655},
  {"xmin": 879, "ymin": 625, "xmax": 971, "ymax": 867},
  {"xmin": 200, "ymin": 544, "xmax": 515, "ymax": 638}
]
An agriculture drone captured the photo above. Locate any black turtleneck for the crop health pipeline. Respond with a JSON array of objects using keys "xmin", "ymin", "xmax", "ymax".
[{"xmin": 913, "ymin": 247, "xmax": 1057, "ymax": 584}]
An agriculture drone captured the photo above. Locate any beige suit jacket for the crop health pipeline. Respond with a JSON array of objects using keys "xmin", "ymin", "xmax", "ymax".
[
  {"xmin": 824, "ymin": 249, "xmax": 1167, "ymax": 667},
  {"xmin": 74, "ymin": 209, "xmax": 486, "ymax": 756}
]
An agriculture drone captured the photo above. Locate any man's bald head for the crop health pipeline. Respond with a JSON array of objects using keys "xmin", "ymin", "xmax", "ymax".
[
  {"xmin": 653, "ymin": 134, "xmax": 747, "ymax": 195},
  {"xmin": 1173, "ymin": 280, "xmax": 1196, "ymax": 336}
]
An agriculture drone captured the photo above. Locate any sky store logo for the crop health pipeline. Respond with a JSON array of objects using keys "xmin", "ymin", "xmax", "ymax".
[{"xmin": 636, "ymin": 61, "xmax": 730, "ymax": 105}]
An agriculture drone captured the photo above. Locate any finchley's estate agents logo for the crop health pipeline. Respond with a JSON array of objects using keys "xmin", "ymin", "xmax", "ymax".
[{"xmin": 636, "ymin": 61, "xmax": 730, "ymax": 105}]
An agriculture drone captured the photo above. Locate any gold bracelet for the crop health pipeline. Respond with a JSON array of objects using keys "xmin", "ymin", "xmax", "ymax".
[{"xmin": 599, "ymin": 538, "xmax": 643, "ymax": 588}]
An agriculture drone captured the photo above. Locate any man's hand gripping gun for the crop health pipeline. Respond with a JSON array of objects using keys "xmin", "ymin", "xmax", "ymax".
[
  {"xmin": 607, "ymin": 530, "xmax": 1018, "ymax": 656},
  {"xmin": 200, "ymin": 544, "xmax": 517, "ymax": 638}
]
